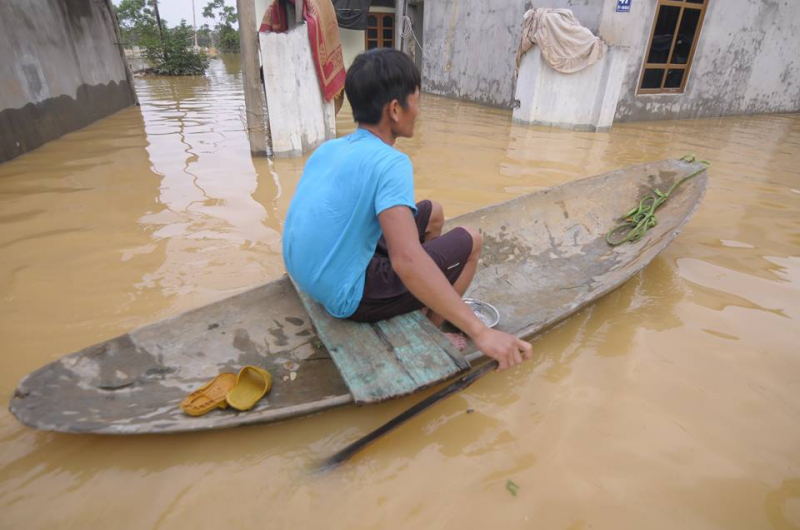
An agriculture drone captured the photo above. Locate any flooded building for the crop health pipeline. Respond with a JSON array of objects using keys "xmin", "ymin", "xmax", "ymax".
[
  {"xmin": 0, "ymin": 0, "xmax": 136, "ymax": 163},
  {"xmin": 253, "ymin": 0, "xmax": 799, "ymax": 152},
  {"xmin": 415, "ymin": 0, "xmax": 800, "ymax": 126}
]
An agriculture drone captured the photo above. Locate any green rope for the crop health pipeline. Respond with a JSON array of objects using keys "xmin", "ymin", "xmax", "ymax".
[{"xmin": 606, "ymin": 154, "xmax": 711, "ymax": 246}]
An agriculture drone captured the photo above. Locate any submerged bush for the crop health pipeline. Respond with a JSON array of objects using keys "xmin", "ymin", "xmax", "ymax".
[{"xmin": 145, "ymin": 21, "xmax": 210, "ymax": 76}]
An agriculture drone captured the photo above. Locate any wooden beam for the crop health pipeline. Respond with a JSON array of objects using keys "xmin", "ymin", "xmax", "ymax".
[{"xmin": 236, "ymin": 0, "xmax": 271, "ymax": 157}]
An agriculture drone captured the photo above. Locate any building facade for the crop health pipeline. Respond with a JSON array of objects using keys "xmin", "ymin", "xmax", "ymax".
[{"xmin": 413, "ymin": 0, "xmax": 800, "ymax": 122}]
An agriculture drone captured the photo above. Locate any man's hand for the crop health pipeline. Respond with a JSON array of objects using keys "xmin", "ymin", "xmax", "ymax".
[{"xmin": 472, "ymin": 327, "xmax": 533, "ymax": 371}]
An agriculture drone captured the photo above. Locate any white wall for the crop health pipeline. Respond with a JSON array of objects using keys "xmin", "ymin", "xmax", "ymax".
[
  {"xmin": 259, "ymin": 26, "xmax": 335, "ymax": 157},
  {"xmin": 513, "ymin": 46, "xmax": 629, "ymax": 132},
  {"xmin": 422, "ymin": 0, "xmax": 604, "ymax": 108},
  {"xmin": 340, "ymin": 28, "xmax": 365, "ymax": 69}
]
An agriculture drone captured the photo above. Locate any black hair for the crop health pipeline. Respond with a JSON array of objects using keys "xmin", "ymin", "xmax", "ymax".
[{"xmin": 344, "ymin": 49, "xmax": 421, "ymax": 125}]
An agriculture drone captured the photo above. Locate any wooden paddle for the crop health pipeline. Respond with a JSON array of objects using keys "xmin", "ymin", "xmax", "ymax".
[{"xmin": 316, "ymin": 359, "xmax": 499, "ymax": 472}]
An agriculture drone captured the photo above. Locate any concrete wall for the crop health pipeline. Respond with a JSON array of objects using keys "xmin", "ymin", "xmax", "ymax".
[
  {"xmin": 255, "ymin": 0, "xmax": 335, "ymax": 156},
  {"xmin": 513, "ymin": 46, "xmax": 629, "ymax": 132},
  {"xmin": 341, "ymin": 28, "xmax": 366, "ymax": 69},
  {"xmin": 601, "ymin": 0, "xmax": 800, "ymax": 122},
  {"xmin": 421, "ymin": 0, "xmax": 603, "ymax": 108},
  {"xmin": 420, "ymin": 0, "xmax": 799, "ymax": 120},
  {"xmin": 259, "ymin": 26, "xmax": 335, "ymax": 157},
  {"xmin": 0, "ymin": 0, "xmax": 136, "ymax": 163}
]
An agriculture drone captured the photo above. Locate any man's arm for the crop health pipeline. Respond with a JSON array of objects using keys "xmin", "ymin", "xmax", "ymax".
[{"xmin": 378, "ymin": 206, "xmax": 532, "ymax": 370}]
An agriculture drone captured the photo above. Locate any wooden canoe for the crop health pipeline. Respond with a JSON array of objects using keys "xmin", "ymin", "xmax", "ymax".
[{"xmin": 9, "ymin": 158, "xmax": 708, "ymax": 434}]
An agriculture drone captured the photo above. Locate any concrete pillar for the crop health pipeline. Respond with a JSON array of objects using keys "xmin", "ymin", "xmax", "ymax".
[
  {"xmin": 259, "ymin": 27, "xmax": 335, "ymax": 157},
  {"xmin": 237, "ymin": 0, "xmax": 270, "ymax": 156},
  {"xmin": 512, "ymin": 46, "xmax": 630, "ymax": 132}
]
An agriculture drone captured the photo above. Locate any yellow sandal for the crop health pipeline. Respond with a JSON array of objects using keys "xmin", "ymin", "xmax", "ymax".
[
  {"xmin": 225, "ymin": 366, "xmax": 273, "ymax": 411},
  {"xmin": 180, "ymin": 372, "xmax": 237, "ymax": 416}
]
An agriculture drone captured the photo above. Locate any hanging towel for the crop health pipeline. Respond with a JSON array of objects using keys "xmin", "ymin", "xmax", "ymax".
[
  {"xmin": 260, "ymin": 0, "xmax": 346, "ymax": 101},
  {"xmin": 516, "ymin": 8, "xmax": 606, "ymax": 74}
]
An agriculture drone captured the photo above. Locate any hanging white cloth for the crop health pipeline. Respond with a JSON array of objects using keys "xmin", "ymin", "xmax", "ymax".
[{"xmin": 516, "ymin": 8, "xmax": 606, "ymax": 74}]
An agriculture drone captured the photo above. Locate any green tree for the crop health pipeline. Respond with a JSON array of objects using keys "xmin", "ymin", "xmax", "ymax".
[
  {"xmin": 114, "ymin": 0, "xmax": 159, "ymax": 48},
  {"xmin": 115, "ymin": 1, "xmax": 209, "ymax": 75},
  {"xmin": 144, "ymin": 21, "xmax": 211, "ymax": 75},
  {"xmin": 197, "ymin": 23, "xmax": 213, "ymax": 48},
  {"xmin": 203, "ymin": 0, "xmax": 240, "ymax": 53}
]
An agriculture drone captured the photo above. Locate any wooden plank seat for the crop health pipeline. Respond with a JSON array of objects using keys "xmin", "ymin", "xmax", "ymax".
[{"xmin": 291, "ymin": 278, "xmax": 471, "ymax": 404}]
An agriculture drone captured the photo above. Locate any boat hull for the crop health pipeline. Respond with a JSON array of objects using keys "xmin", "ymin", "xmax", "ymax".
[{"xmin": 9, "ymin": 159, "xmax": 708, "ymax": 434}]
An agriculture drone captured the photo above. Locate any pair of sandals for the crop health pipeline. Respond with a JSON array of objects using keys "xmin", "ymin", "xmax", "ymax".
[{"xmin": 180, "ymin": 366, "xmax": 272, "ymax": 416}]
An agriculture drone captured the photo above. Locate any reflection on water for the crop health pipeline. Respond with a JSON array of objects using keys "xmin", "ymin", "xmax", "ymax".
[
  {"xmin": 0, "ymin": 54, "xmax": 799, "ymax": 529},
  {"xmin": 134, "ymin": 56, "xmax": 283, "ymax": 302}
]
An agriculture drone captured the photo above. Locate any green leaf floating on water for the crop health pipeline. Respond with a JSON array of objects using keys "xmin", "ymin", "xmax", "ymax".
[{"xmin": 506, "ymin": 479, "xmax": 519, "ymax": 497}]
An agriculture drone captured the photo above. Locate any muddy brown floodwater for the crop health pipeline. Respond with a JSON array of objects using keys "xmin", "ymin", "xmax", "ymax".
[{"xmin": 1, "ymin": 55, "xmax": 799, "ymax": 529}]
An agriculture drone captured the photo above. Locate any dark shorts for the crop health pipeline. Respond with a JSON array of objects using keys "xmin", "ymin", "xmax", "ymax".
[{"xmin": 348, "ymin": 200, "xmax": 474, "ymax": 323}]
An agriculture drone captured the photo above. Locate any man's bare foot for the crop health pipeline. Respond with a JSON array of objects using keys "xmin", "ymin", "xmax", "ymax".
[{"xmin": 444, "ymin": 332, "xmax": 467, "ymax": 351}]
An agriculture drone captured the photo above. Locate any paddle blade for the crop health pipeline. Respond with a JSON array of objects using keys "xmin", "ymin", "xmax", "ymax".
[{"xmin": 315, "ymin": 360, "xmax": 498, "ymax": 472}]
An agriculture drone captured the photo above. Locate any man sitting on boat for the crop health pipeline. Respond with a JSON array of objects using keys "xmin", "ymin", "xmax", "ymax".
[{"xmin": 283, "ymin": 49, "xmax": 532, "ymax": 371}]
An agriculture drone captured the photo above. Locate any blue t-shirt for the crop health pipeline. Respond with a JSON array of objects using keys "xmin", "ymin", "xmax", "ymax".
[{"xmin": 283, "ymin": 128, "xmax": 417, "ymax": 318}]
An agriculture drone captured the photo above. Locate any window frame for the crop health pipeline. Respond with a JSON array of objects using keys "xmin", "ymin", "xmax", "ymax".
[
  {"xmin": 637, "ymin": 0, "xmax": 709, "ymax": 95},
  {"xmin": 365, "ymin": 12, "xmax": 395, "ymax": 50}
]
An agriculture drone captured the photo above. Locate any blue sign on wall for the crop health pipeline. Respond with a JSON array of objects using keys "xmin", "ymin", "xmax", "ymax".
[{"xmin": 616, "ymin": 0, "xmax": 632, "ymax": 12}]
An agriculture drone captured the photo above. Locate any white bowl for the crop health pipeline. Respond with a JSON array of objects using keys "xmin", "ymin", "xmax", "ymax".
[{"xmin": 463, "ymin": 298, "xmax": 500, "ymax": 328}]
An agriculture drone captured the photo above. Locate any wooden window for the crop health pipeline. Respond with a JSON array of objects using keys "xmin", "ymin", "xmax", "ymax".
[
  {"xmin": 638, "ymin": 0, "xmax": 709, "ymax": 94},
  {"xmin": 365, "ymin": 12, "xmax": 395, "ymax": 50}
]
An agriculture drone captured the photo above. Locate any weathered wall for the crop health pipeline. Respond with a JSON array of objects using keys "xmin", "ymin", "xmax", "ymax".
[
  {"xmin": 341, "ymin": 28, "xmax": 366, "ymax": 69},
  {"xmin": 603, "ymin": 0, "xmax": 800, "ymax": 122},
  {"xmin": 0, "ymin": 0, "xmax": 136, "ymax": 163},
  {"xmin": 513, "ymin": 46, "xmax": 629, "ymax": 132},
  {"xmin": 259, "ymin": 27, "xmax": 336, "ymax": 157},
  {"xmin": 421, "ymin": 0, "xmax": 602, "ymax": 108}
]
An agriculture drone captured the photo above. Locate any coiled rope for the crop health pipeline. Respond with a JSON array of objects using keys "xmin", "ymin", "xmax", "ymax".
[{"xmin": 606, "ymin": 154, "xmax": 711, "ymax": 246}]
